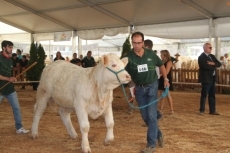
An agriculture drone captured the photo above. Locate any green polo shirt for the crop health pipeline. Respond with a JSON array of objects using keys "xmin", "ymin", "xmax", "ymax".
[
  {"xmin": 0, "ymin": 54, "xmax": 15, "ymax": 95},
  {"xmin": 125, "ymin": 48, "xmax": 163, "ymax": 85},
  {"xmin": 82, "ymin": 56, "xmax": 96, "ymax": 68}
]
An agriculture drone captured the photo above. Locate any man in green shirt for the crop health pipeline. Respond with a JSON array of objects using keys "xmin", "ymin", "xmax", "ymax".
[
  {"xmin": 125, "ymin": 32, "xmax": 169, "ymax": 153},
  {"xmin": 0, "ymin": 40, "xmax": 29, "ymax": 134},
  {"xmin": 82, "ymin": 50, "xmax": 96, "ymax": 68}
]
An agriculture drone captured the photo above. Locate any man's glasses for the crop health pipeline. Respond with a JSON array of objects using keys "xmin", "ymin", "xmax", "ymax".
[
  {"xmin": 132, "ymin": 41, "xmax": 143, "ymax": 45},
  {"xmin": 209, "ymin": 47, "xmax": 212, "ymax": 49}
]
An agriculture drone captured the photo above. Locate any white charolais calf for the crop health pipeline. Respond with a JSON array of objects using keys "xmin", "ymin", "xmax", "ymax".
[{"xmin": 31, "ymin": 53, "xmax": 131, "ymax": 153}]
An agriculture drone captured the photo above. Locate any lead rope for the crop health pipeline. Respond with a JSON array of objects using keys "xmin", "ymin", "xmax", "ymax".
[
  {"xmin": 106, "ymin": 67, "xmax": 169, "ymax": 109},
  {"xmin": 121, "ymin": 84, "xmax": 169, "ymax": 109}
]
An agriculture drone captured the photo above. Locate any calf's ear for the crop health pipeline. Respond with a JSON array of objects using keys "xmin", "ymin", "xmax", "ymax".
[
  {"xmin": 101, "ymin": 55, "xmax": 109, "ymax": 66},
  {"xmin": 121, "ymin": 57, "xmax": 128, "ymax": 66}
]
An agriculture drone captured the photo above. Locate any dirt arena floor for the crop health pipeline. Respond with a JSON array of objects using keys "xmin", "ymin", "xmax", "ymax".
[{"xmin": 0, "ymin": 86, "xmax": 229, "ymax": 153}]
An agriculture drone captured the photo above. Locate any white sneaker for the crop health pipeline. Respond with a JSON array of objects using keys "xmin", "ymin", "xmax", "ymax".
[{"xmin": 16, "ymin": 127, "xmax": 30, "ymax": 134}]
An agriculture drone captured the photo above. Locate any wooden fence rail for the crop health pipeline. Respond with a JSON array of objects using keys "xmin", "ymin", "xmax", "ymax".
[{"xmin": 172, "ymin": 69, "xmax": 230, "ymax": 94}]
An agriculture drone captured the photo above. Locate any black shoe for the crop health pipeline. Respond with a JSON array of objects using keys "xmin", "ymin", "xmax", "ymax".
[{"xmin": 209, "ymin": 111, "xmax": 220, "ymax": 115}]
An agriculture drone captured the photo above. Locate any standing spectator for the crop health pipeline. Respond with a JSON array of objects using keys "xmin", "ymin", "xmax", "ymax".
[
  {"xmin": 54, "ymin": 51, "xmax": 65, "ymax": 61},
  {"xmin": 173, "ymin": 53, "xmax": 181, "ymax": 69},
  {"xmin": 44, "ymin": 55, "xmax": 51, "ymax": 66},
  {"xmin": 125, "ymin": 32, "xmax": 169, "ymax": 153},
  {"xmin": 144, "ymin": 40, "xmax": 161, "ymax": 79},
  {"xmin": 224, "ymin": 53, "xmax": 229, "ymax": 70},
  {"xmin": 0, "ymin": 40, "xmax": 29, "ymax": 134},
  {"xmin": 11, "ymin": 53, "xmax": 20, "ymax": 79},
  {"xmin": 198, "ymin": 43, "xmax": 221, "ymax": 115},
  {"xmin": 171, "ymin": 55, "xmax": 178, "ymax": 65},
  {"xmin": 158, "ymin": 50, "xmax": 174, "ymax": 114},
  {"xmin": 70, "ymin": 53, "xmax": 81, "ymax": 66},
  {"xmin": 16, "ymin": 49, "xmax": 22, "ymax": 60},
  {"xmin": 220, "ymin": 56, "xmax": 227, "ymax": 70},
  {"xmin": 81, "ymin": 51, "xmax": 96, "ymax": 68},
  {"xmin": 143, "ymin": 40, "xmax": 163, "ymax": 125},
  {"xmin": 19, "ymin": 55, "xmax": 28, "ymax": 89}
]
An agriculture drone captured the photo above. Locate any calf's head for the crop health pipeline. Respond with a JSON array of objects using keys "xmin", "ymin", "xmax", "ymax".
[{"xmin": 100, "ymin": 53, "xmax": 131, "ymax": 85}]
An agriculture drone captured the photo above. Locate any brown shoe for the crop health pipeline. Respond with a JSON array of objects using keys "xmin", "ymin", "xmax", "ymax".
[
  {"xmin": 140, "ymin": 147, "xmax": 156, "ymax": 153},
  {"xmin": 209, "ymin": 111, "xmax": 220, "ymax": 115},
  {"xmin": 198, "ymin": 112, "xmax": 204, "ymax": 115}
]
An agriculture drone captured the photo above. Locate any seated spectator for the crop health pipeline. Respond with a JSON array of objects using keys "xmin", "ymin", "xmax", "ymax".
[
  {"xmin": 66, "ymin": 56, "xmax": 70, "ymax": 62},
  {"xmin": 11, "ymin": 53, "xmax": 20, "ymax": 79},
  {"xmin": 81, "ymin": 51, "xmax": 96, "ymax": 68},
  {"xmin": 50, "ymin": 55, "xmax": 53, "ymax": 62},
  {"xmin": 19, "ymin": 55, "xmax": 28, "ymax": 89},
  {"xmin": 79, "ymin": 54, "xmax": 83, "ymax": 61},
  {"xmin": 26, "ymin": 53, "xmax": 30, "ymax": 60},
  {"xmin": 70, "ymin": 53, "xmax": 81, "ymax": 66},
  {"xmin": 54, "ymin": 51, "xmax": 65, "ymax": 61}
]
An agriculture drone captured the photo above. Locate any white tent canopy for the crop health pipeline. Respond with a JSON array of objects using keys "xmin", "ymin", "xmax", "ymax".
[{"xmin": 1, "ymin": 0, "xmax": 230, "ymax": 40}]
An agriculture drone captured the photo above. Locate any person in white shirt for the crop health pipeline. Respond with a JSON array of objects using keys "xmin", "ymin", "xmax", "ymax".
[
  {"xmin": 224, "ymin": 53, "xmax": 229, "ymax": 70},
  {"xmin": 220, "ymin": 56, "xmax": 227, "ymax": 70},
  {"xmin": 173, "ymin": 53, "xmax": 182, "ymax": 69}
]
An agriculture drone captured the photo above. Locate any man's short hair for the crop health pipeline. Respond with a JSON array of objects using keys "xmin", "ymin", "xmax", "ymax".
[
  {"xmin": 17, "ymin": 49, "xmax": 21, "ymax": 54},
  {"xmin": 12, "ymin": 53, "xmax": 17, "ymax": 57},
  {"xmin": 131, "ymin": 31, "xmax": 144, "ymax": 41},
  {"xmin": 1, "ymin": 40, "xmax": 14, "ymax": 50},
  {"xmin": 144, "ymin": 39, "xmax": 153, "ymax": 49}
]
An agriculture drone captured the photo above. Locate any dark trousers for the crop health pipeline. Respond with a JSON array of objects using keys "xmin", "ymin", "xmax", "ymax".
[{"xmin": 199, "ymin": 77, "xmax": 216, "ymax": 113}]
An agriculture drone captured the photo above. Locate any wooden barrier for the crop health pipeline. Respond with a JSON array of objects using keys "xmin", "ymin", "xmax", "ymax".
[
  {"xmin": 11, "ymin": 67, "xmax": 230, "ymax": 94},
  {"xmin": 172, "ymin": 68, "xmax": 230, "ymax": 94}
]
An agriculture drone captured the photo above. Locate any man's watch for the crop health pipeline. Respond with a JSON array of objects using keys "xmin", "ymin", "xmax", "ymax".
[{"xmin": 164, "ymin": 78, "xmax": 169, "ymax": 81}]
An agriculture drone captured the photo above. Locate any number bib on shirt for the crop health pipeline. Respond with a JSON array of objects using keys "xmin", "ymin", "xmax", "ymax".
[{"xmin": 137, "ymin": 64, "xmax": 148, "ymax": 73}]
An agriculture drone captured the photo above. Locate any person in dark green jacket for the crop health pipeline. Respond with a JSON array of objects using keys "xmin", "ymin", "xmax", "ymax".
[
  {"xmin": 0, "ymin": 40, "xmax": 29, "ymax": 134},
  {"xmin": 125, "ymin": 32, "xmax": 170, "ymax": 153}
]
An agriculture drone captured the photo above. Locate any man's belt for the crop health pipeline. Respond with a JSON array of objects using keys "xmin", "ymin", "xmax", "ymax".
[{"xmin": 135, "ymin": 83, "xmax": 150, "ymax": 87}]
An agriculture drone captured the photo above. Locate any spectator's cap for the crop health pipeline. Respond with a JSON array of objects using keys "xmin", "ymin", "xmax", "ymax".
[{"xmin": 174, "ymin": 53, "xmax": 180, "ymax": 56}]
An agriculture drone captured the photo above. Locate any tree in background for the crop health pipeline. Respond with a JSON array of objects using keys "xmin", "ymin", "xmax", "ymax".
[
  {"xmin": 120, "ymin": 35, "xmax": 131, "ymax": 58},
  {"xmin": 26, "ymin": 42, "xmax": 45, "ymax": 90}
]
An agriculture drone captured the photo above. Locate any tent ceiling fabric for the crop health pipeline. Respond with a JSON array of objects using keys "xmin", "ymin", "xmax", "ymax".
[{"xmin": 0, "ymin": 0, "xmax": 230, "ymax": 39}]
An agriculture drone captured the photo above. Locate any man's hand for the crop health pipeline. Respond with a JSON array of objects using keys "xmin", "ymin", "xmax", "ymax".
[
  {"xmin": 207, "ymin": 61, "xmax": 215, "ymax": 65},
  {"xmin": 164, "ymin": 80, "xmax": 170, "ymax": 88},
  {"xmin": 8, "ymin": 77, "xmax": 16, "ymax": 82}
]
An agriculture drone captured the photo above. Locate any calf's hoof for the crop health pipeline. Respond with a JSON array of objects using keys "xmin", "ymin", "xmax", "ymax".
[
  {"xmin": 31, "ymin": 134, "xmax": 38, "ymax": 140},
  {"xmin": 70, "ymin": 133, "xmax": 78, "ymax": 139},
  {"xmin": 82, "ymin": 147, "xmax": 91, "ymax": 153},
  {"xmin": 104, "ymin": 139, "xmax": 113, "ymax": 146}
]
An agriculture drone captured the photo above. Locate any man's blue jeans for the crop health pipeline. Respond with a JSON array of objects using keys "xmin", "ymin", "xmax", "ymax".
[
  {"xmin": 0, "ymin": 91, "xmax": 22, "ymax": 130},
  {"xmin": 135, "ymin": 81, "xmax": 161, "ymax": 147}
]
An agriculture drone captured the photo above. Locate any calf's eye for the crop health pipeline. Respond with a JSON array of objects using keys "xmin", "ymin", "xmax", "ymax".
[{"xmin": 112, "ymin": 64, "xmax": 116, "ymax": 67}]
